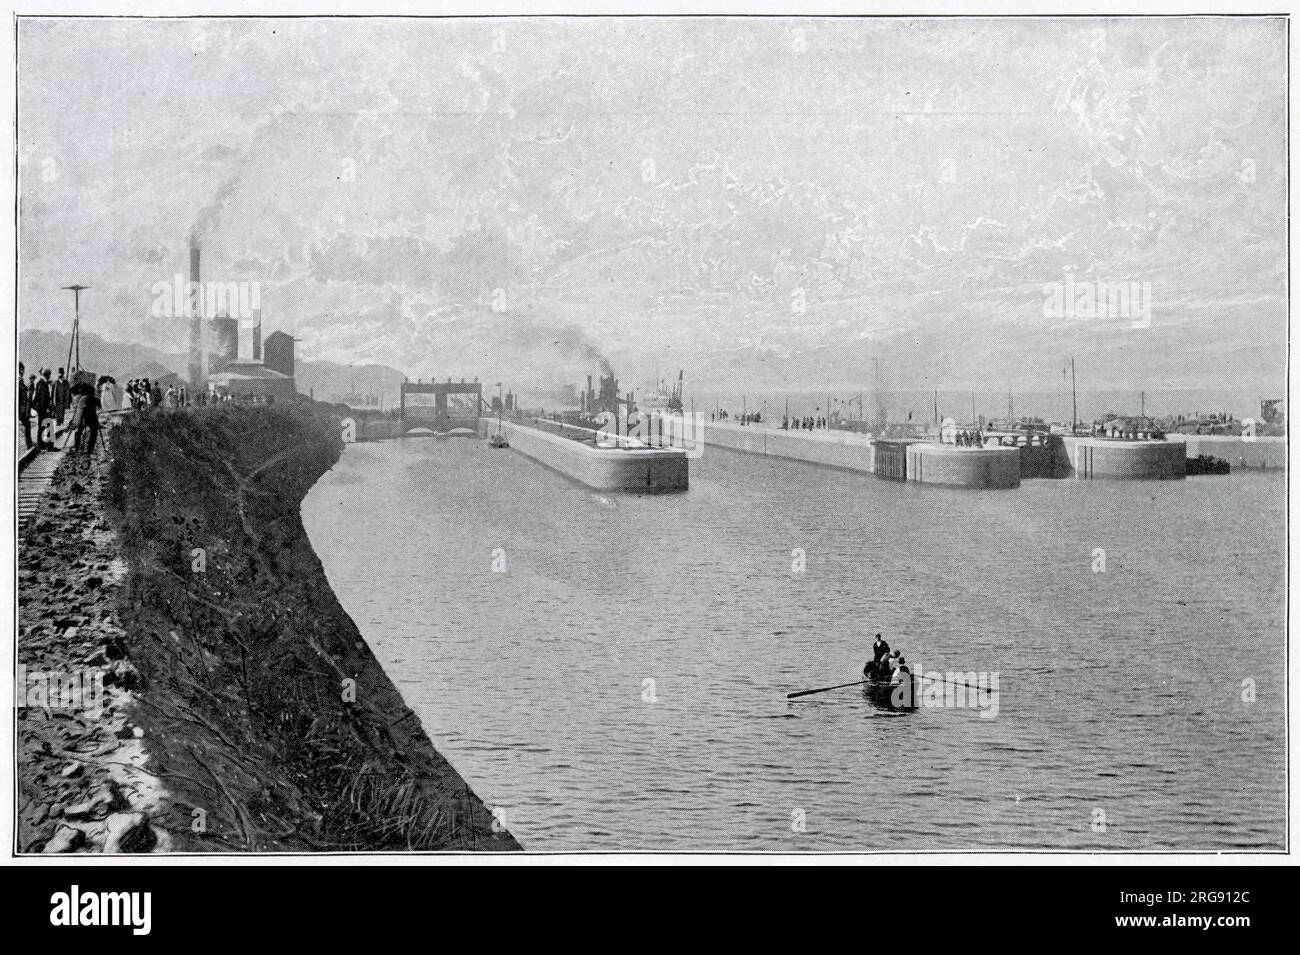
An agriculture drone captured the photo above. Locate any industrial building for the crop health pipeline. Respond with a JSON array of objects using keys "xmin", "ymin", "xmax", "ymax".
[
  {"xmin": 187, "ymin": 241, "xmax": 296, "ymax": 400},
  {"xmin": 579, "ymin": 374, "xmax": 618, "ymax": 415}
]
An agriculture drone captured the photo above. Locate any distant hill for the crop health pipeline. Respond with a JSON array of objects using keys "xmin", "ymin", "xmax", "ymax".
[
  {"xmin": 293, "ymin": 361, "xmax": 409, "ymax": 407},
  {"xmin": 18, "ymin": 329, "xmax": 411, "ymax": 405},
  {"xmin": 18, "ymin": 329, "xmax": 187, "ymax": 381}
]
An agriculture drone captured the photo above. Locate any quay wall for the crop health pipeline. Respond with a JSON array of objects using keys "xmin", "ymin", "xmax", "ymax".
[
  {"xmin": 1056, "ymin": 436, "xmax": 1186, "ymax": 480},
  {"xmin": 492, "ymin": 419, "xmax": 689, "ymax": 492},
  {"xmin": 699, "ymin": 422, "xmax": 877, "ymax": 473},
  {"xmin": 906, "ymin": 444, "xmax": 1022, "ymax": 489},
  {"xmin": 1169, "ymin": 435, "xmax": 1285, "ymax": 471},
  {"xmin": 698, "ymin": 422, "xmax": 1019, "ymax": 488}
]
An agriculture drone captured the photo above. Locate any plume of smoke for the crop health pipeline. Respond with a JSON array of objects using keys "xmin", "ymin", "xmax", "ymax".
[
  {"xmin": 512, "ymin": 319, "xmax": 613, "ymax": 377},
  {"xmin": 189, "ymin": 113, "xmax": 277, "ymax": 245},
  {"xmin": 191, "ymin": 173, "xmax": 241, "ymax": 246}
]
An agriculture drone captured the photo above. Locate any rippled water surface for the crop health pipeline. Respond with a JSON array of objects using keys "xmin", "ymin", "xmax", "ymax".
[{"xmin": 301, "ymin": 437, "xmax": 1285, "ymax": 851}]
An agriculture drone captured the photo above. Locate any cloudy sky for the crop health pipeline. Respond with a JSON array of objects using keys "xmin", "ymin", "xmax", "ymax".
[{"xmin": 18, "ymin": 16, "xmax": 1286, "ymax": 393}]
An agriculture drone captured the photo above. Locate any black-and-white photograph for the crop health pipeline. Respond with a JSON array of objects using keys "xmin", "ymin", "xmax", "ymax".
[{"xmin": 9, "ymin": 8, "xmax": 1290, "ymax": 866}]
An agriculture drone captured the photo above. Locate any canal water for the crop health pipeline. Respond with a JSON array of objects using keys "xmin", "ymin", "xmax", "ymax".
[{"xmin": 301, "ymin": 436, "xmax": 1285, "ymax": 852}]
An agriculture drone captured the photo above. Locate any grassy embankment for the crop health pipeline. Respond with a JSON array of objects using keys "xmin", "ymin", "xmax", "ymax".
[{"xmin": 104, "ymin": 403, "xmax": 519, "ymax": 851}]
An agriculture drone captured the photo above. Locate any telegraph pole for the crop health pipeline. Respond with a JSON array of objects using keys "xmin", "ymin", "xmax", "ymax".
[
  {"xmin": 1071, "ymin": 357, "xmax": 1079, "ymax": 434},
  {"xmin": 62, "ymin": 284, "xmax": 90, "ymax": 373},
  {"xmin": 873, "ymin": 358, "xmax": 882, "ymax": 427}
]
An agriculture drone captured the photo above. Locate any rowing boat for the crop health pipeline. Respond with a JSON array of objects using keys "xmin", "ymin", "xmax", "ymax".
[{"xmin": 863, "ymin": 675, "xmax": 917, "ymax": 711}]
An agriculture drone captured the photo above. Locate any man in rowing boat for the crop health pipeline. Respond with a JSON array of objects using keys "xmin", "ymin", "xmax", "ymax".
[
  {"xmin": 863, "ymin": 635, "xmax": 892, "ymax": 681},
  {"xmin": 872, "ymin": 633, "xmax": 890, "ymax": 663},
  {"xmin": 889, "ymin": 654, "xmax": 915, "ymax": 709}
]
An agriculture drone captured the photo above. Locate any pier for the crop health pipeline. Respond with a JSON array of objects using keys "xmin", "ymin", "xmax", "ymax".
[
  {"xmin": 1169, "ymin": 435, "xmax": 1285, "ymax": 471},
  {"xmin": 1056, "ymin": 435, "xmax": 1187, "ymax": 480},
  {"xmin": 698, "ymin": 420, "xmax": 1022, "ymax": 489},
  {"xmin": 485, "ymin": 418, "xmax": 689, "ymax": 492},
  {"xmin": 906, "ymin": 443, "xmax": 1022, "ymax": 489},
  {"xmin": 692, "ymin": 419, "xmax": 1219, "ymax": 486}
]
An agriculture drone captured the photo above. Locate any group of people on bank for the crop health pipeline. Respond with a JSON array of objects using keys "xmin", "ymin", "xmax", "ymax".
[
  {"xmin": 16, "ymin": 363, "xmax": 107, "ymax": 454},
  {"xmin": 19, "ymin": 362, "xmax": 280, "ymax": 456},
  {"xmin": 124, "ymin": 379, "xmax": 266, "ymax": 410}
]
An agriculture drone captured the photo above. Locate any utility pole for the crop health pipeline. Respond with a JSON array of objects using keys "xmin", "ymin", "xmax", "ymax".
[
  {"xmin": 971, "ymin": 390, "xmax": 976, "ymax": 427},
  {"xmin": 873, "ymin": 358, "xmax": 882, "ymax": 428},
  {"xmin": 1071, "ymin": 357, "xmax": 1079, "ymax": 434},
  {"xmin": 62, "ymin": 284, "xmax": 90, "ymax": 373}
]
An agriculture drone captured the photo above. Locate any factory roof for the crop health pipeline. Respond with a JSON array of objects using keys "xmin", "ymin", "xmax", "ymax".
[
  {"xmin": 208, "ymin": 366, "xmax": 293, "ymax": 383},
  {"xmin": 126, "ymin": 361, "xmax": 183, "ymax": 385}
]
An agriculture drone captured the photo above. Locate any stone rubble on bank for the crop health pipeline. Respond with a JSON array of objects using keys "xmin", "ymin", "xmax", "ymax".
[{"xmin": 18, "ymin": 439, "xmax": 172, "ymax": 853}]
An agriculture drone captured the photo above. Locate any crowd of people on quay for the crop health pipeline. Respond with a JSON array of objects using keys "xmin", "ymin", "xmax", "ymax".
[
  {"xmin": 705, "ymin": 409, "xmax": 839, "ymax": 430},
  {"xmin": 705, "ymin": 409, "xmax": 846, "ymax": 430},
  {"xmin": 709, "ymin": 409, "xmax": 768, "ymax": 426},
  {"xmin": 781, "ymin": 415, "xmax": 828, "ymax": 430}
]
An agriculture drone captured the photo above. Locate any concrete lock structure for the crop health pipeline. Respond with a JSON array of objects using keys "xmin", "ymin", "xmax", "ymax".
[
  {"xmin": 1057, "ymin": 436, "xmax": 1186, "ymax": 480},
  {"xmin": 490, "ymin": 419, "xmax": 688, "ymax": 492},
  {"xmin": 906, "ymin": 444, "xmax": 1022, "ymax": 489},
  {"xmin": 699, "ymin": 421, "xmax": 1022, "ymax": 489},
  {"xmin": 700, "ymin": 421, "xmax": 878, "ymax": 473}
]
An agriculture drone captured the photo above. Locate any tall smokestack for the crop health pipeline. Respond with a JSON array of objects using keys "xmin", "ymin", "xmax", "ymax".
[{"xmin": 187, "ymin": 244, "xmax": 203, "ymax": 386}]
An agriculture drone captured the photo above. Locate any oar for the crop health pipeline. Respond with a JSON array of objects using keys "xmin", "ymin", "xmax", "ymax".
[
  {"xmin": 789, "ymin": 672, "xmax": 992, "ymax": 701},
  {"xmin": 915, "ymin": 672, "xmax": 993, "ymax": 694},
  {"xmin": 787, "ymin": 678, "xmax": 870, "ymax": 700}
]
